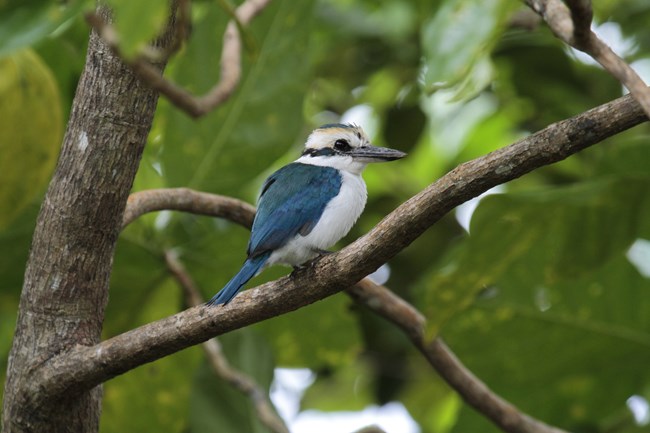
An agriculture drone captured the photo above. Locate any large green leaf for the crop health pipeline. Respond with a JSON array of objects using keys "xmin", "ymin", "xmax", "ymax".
[
  {"xmin": 445, "ymin": 254, "xmax": 650, "ymax": 433},
  {"xmin": 0, "ymin": 49, "xmax": 63, "ymax": 229},
  {"xmin": 420, "ymin": 178, "xmax": 650, "ymax": 337},
  {"xmin": 594, "ymin": 138, "xmax": 650, "ymax": 179}
]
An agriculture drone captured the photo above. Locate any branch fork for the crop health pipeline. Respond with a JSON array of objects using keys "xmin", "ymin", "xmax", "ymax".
[
  {"xmin": 525, "ymin": 0, "xmax": 650, "ymax": 117},
  {"xmin": 86, "ymin": 0, "xmax": 273, "ymax": 118}
]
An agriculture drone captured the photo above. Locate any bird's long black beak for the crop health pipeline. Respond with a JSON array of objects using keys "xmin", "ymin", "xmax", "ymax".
[{"xmin": 349, "ymin": 145, "xmax": 407, "ymax": 163}]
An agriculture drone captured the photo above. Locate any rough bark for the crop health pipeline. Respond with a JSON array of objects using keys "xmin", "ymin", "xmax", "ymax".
[{"xmin": 1, "ymin": 9, "xmax": 171, "ymax": 433}]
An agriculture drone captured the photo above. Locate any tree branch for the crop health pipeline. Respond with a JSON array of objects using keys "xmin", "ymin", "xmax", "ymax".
[
  {"xmin": 346, "ymin": 280, "xmax": 567, "ymax": 433},
  {"xmin": 525, "ymin": 0, "xmax": 650, "ymax": 117},
  {"xmin": 164, "ymin": 251, "xmax": 289, "ymax": 433},
  {"xmin": 86, "ymin": 0, "xmax": 273, "ymax": 118},
  {"xmin": 28, "ymin": 92, "xmax": 647, "ymax": 410},
  {"xmin": 140, "ymin": 197, "xmax": 570, "ymax": 433},
  {"xmin": 122, "ymin": 188, "xmax": 255, "ymax": 229}
]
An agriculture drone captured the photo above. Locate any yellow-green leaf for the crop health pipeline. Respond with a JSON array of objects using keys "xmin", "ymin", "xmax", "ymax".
[{"xmin": 0, "ymin": 49, "xmax": 62, "ymax": 229}]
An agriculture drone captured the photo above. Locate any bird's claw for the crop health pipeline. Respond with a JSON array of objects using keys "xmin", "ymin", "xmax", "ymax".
[{"xmin": 290, "ymin": 250, "xmax": 333, "ymax": 276}]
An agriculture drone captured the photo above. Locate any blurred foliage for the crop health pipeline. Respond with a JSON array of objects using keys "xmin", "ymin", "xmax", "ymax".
[
  {"xmin": 0, "ymin": 49, "xmax": 62, "ymax": 229},
  {"xmin": 0, "ymin": 0, "xmax": 87, "ymax": 58},
  {"xmin": 2, "ymin": 0, "xmax": 650, "ymax": 432}
]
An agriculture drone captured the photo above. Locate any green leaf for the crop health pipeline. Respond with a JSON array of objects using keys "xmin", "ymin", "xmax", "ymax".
[
  {"xmin": 0, "ymin": 0, "xmax": 86, "ymax": 57},
  {"xmin": 472, "ymin": 179, "xmax": 646, "ymax": 279},
  {"xmin": 0, "ymin": 49, "xmax": 63, "ymax": 229},
  {"xmin": 420, "ymin": 0, "xmax": 513, "ymax": 96},
  {"xmin": 445, "ymin": 254, "xmax": 650, "ymax": 432},
  {"xmin": 594, "ymin": 137, "xmax": 650, "ymax": 178},
  {"xmin": 107, "ymin": 0, "xmax": 170, "ymax": 59},
  {"xmin": 420, "ymin": 178, "xmax": 650, "ymax": 337}
]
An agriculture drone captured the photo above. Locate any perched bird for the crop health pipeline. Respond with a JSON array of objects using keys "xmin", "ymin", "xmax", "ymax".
[{"xmin": 208, "ymin": 123, "xmax": 406, "ymax": 305}]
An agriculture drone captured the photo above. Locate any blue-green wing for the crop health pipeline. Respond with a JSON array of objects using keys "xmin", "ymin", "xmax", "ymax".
[{"xmin": 247, "ymin": 163, "xmax": 342, "ymax": 258}]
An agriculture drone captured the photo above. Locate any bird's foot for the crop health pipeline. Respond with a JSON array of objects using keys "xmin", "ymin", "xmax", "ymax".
[{"xmin": 290, "ymin": 250, "xmax": 333, "ymax": 276}]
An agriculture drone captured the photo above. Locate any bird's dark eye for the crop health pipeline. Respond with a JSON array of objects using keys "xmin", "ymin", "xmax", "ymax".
[{"xmin": 334, "ymin": 139, "xmax": 352, "ymax": 152}]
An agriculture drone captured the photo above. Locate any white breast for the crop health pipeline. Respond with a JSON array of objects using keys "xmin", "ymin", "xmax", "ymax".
[{"xmin": 267, "ymin": 171, "xmax": 367, "ymax": 267}]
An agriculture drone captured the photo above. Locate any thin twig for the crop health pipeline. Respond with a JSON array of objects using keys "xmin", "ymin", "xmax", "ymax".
[
  {"xmin": 508, "ymin": 9, "xmax": 542, "ymax": 31},
  {"xmin": 86, "ymin": 0, "xmax": 273, "ymax": 118},
  {"xmin": 164, "ymin": 250, "xmax": 290, "ymax": 433},
  {"xmin": 165, "ymin": 0, "xmax": 191, "ymax": 60},
  {"xmin": 30, "ymin": 92, "xmax": 647, "ymax": 414},
  {"xmin": 524, "ymin": 0, "xmax": 650, "ymax": 118}
]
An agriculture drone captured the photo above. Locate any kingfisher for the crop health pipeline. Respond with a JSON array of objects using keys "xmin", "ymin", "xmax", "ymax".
[{"xmin": 208, "ymin": 123, "xmax": 406, "ymax": 305}]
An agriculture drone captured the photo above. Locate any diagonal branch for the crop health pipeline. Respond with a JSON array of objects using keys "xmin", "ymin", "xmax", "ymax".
[
  {"xmin": 27, "ymin": 92, "xmax": 647, "ymax": 410},
  {"xmin": 524, "ymin": 0, "xmax": 650, "ymax": 117},
  {"xmin": 347, "ymin": 280, "xmax": 567, "ymax": 433},
  {"xmin": 164, "ymin": 250, "xmax": 289, "ymax": 433},
  {"xmin": 86, "ymin": 0, "xmax": 273, "ymax": 118}
]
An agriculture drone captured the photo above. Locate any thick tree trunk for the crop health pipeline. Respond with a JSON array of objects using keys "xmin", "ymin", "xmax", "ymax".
[{"xmin": 2, "ymin": 10, "xmax": 171, "ymax": 433}]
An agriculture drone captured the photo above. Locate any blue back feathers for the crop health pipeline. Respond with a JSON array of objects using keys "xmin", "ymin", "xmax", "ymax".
[{"xmin": 248, "ymin": 162, "xmax": 342, "ymax": 258}]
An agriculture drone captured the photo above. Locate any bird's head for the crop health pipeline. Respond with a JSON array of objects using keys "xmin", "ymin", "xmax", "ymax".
[{"xmin": 298, "ymin": 123, "xmax": 406, "ymax": 174}]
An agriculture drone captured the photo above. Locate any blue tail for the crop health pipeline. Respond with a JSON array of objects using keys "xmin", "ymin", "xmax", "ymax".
[{"xmin": 207, "ymin": 253, "xmax": 270, "ymax": 306}]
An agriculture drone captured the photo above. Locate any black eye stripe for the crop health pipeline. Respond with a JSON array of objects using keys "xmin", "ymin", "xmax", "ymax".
[
  {"xmin": 302, "ymin": 148, "xmax": 335, "ymax": 157},
  {"xmin": 301, "ymin": 137, "xmax": 356, "ymax": 157}
]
